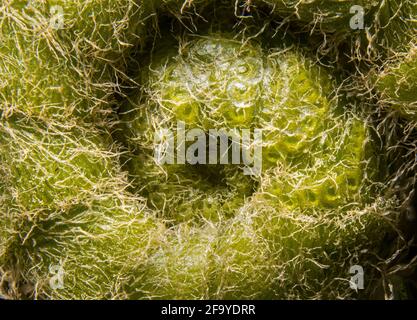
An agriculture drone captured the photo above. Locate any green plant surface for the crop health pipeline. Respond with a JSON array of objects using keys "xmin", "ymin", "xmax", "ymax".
[
  {"xmin": 123, "ymin": 34, "xmax": 376, "ymax": 219},
  {"xmin": 375, "ymin": 44, "xmax": 417, "ymax": 120},
  {"xmin": 254, "ymin": 0, "xmax": 416, "ymax": 61},
  {"xmin": 0, "ymin": 115, "xmax": 165, "ymax": 299},
  {"xmin": 0, "ymin": 0, "xmax": 412, "ymax": 300},
  {"xmin": 0, "ymin": 0, "xmax": 152, "ymax": 121}
]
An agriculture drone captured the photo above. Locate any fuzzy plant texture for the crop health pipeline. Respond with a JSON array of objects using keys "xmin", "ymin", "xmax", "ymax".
[{"xmin": 0, "ymin": 0, "xmax": 416, "ymax": 300}]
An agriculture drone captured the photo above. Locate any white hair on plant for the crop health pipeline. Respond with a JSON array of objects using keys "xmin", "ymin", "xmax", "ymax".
[{"xmin": 0, "ymin": 0, "xmax": 414, "ymax": 300}]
